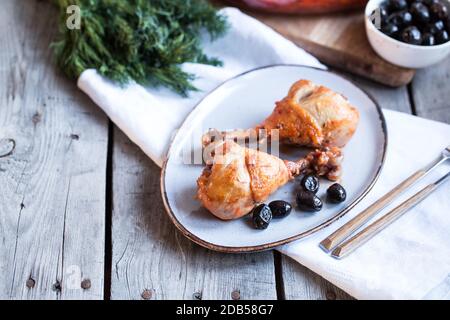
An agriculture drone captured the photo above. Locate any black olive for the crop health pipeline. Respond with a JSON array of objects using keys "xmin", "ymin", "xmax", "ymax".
[
  {"xmin": 375, "ymin": 1, "xmax": 395, "ymax": 27},
  {"xmin": 300, "ymin": 174, "xmax": 320, "ymax": 193},
  {"xmin": 422, "ymin": 32, "xmax": 436, "ymax": 45},
  {"xmin": 382, "ymin": 23, "xmax": 401, "ymax": 38},
  {"xmin": 372, "ymin": 8, "xmax": 389, "ymax": 27},
  {"xmin": 423, "ymin": 0, "xmax": 440, "ymax": 6},
  {"xmin": 380, "ymin": 0, "xmax": 391, "ymax": 12},
  {"xmin": 269, "ymin": 200, "xmax": 292, "ymax": 219},
  {"xmin": 430, "ymin": 2, "xmax": 448, "ymax": 21},
  {"xmin": 411, "ymin": 2, "xmax": 431, "ymax": 24},
  {"xmin": 389, "ymin": 0, "xmax": 408, "ymax": 11},
  {"xmin": 380, "ymin": 6, "xmax": 390, "ymax": 21},
  {"xmin": 387, "ymin": 12, "xmax": 402, "ymax": 26},
  {"xmin": 327, "ymin": 183, "xmax": 347, "ymax": 203},
  {"xmin": 436, "ymin": 29, "xmax": 450, "ymax": 43},
  {"xmin": 388, "ymin": 10, "xmax": 413, "ymax": 26},
  {"xmin": 402, "ymin": 26, "xmax": 423, "ymax": 44},
  {"xmin": 251, "ymin": 204, "xmax": 272, "ymax": 230},
  {"xmin": 401, "ymin": 10, "xmax": 414, "ymax": 25},
  {"xmin": 296, "ymin": 191, "xmax": 323, "ymax": 212},
  {"xmin": 424, "ymin": 20, "xmax": 445, "ymax": 34}
]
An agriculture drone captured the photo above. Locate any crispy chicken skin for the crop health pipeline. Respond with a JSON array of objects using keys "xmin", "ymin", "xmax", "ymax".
[
  {"xmin": 202, "ymin": 80, "xmax": 359, "ymax": 149},
  {"xmin": 261, "ymin": 80, "xmax": 359, "ymax": 148},
  {"xmin": 197, "ymin": 141, "xmax": 342, "ymax": 220},
  {"xmin": 197, "ymin": 141, "xmax": 290, "ymax": 220},
  {"xmin": 198, "ymin": 80, "xmax": 356, "ymax": 220}
]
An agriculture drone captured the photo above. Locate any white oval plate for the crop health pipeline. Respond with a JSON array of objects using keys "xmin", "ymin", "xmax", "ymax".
[{"xmin": 161, "ymin": 65, "xmax": 387, "ymax": 252}]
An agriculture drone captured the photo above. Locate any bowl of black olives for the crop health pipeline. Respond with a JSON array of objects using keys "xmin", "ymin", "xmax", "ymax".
[{"xmin": 365, "ymin": 0, "xmax": 450, "ymax": 68}]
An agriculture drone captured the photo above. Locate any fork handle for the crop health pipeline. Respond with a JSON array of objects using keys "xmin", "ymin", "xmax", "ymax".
[
  {"xmin": 331, "ymin": 184, "xmax": 436, "ymax": 258},
  {"xmin": 320, "ymin": 169, "xmax": 426, "ymax": 251}
]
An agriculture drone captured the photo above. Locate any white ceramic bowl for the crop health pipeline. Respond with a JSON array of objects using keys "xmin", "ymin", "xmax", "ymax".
[{"xmin": 365, "ymin": 0, "xmax": 450, "ymax": 68}]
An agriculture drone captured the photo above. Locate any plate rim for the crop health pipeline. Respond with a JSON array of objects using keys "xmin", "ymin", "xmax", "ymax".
[{"xmin": 160, "ymin": 64, "xmax": 388, "ymax": 253}]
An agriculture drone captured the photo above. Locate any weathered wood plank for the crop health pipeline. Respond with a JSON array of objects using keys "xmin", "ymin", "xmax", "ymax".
[
  {"xmin": 279, "ymin": 255, "xmax": 352, "ymax": 300},
  {"xmin": 353, "ymin": 77, "xmax": 412, "ymax": 114},
  {"xmin": 340, "ymin": 71, "xmax": 413, "ymax": 113},
  {"xmin": 0, "ymin": 0, "xmax": 108, "ymax": 299},
  {"xmin": 279, "ymin": 74, "xmax": 412, "ymax": 300},
  {"xmin": 411, "ymin": 56, "xmax": 450, "ymax": 123},
  {"xmin": 111, "ymin": 128, "xmax": 277, "ymax": 300}
]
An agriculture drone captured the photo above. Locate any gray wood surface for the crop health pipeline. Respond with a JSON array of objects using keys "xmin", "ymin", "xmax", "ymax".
[
  {"xmin": 0, "ymin": 0, "xmax": 108, "ymax": 299},
  {"xmin": 411, "ymin": 57, "xmax": 450, "ymax": 122},
  {"xmin": 1, "ymin": 0, "xmax": 448, "ymax": 301},
  {"xmin": 110, "ymin": 128, "xmax": 277, "ymax": 300},
  {"xmin": 280, "ymin": 255, "xmax": 353, "ymax": 300}
]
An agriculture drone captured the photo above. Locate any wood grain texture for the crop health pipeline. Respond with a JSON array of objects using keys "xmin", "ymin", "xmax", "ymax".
[
  {"xmin": 280, "ymin": 255, "xmax": 353, "ymax": 300},
  {"xmin": 1, "ymin": 0, "xmax": 446, "ymax": 301},
  {"xmin": 246, "ymin": 11, "xmax": 415, "ymax": 87},
  {"xmin": 212, "ymin": 0, "xmax": 415, "ymax": 86},
  {"xmin": 339, "ymin": 72, "xmax": 413, "ymax": 113},
  {"xmin": 411, "ymin": 56, "xmax": 450, "ymax": 123},
  {"xmin": 0, "ymin": 0, "xmax": 108, "ymax": 299},
  {"xmin": 111, "ymin": 128, "xmax": 277, "ymax": 300}
]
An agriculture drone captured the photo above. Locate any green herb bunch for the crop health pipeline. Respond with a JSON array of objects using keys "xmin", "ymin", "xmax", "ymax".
[{"xmin": 53, "ymin": 0, "xmax": 228, "ymax": 96}]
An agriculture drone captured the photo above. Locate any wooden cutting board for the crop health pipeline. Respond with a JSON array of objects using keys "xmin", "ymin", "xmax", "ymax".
[{"xmin": 218, "ymin": 3, "xmax": 416, "ymax": 87}]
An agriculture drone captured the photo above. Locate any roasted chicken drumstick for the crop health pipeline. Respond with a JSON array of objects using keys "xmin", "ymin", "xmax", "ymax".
[
  {"xmin": 202, "ymin": 80, "xmax": 359, "ymax": 149},
  {"xmin": 197, "ymin": 141, "xmax": 342, "ymax": 220}
]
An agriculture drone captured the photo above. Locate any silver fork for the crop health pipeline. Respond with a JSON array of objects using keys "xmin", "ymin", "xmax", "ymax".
[
  {"xmin": 320, "ymin": 145, "xmax": 450, "ymax": 252},
  {"xmin": 332, "ymin": 170, "xmax": 450, "ymax": 258}
]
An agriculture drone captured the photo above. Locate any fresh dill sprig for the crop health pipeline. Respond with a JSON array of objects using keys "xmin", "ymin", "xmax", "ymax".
[{"xmin": 52, "ymin": 0, "xmax": 228, "ymax": 96}]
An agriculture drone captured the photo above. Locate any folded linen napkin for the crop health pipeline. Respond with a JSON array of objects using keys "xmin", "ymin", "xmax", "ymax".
[
  {"xmin": 77, "ymin": 7, "xmax": 450, "ymax": 300},
  {"xmin": 280, "ymin": 111, "xmax": 450, "ymax": 300}
]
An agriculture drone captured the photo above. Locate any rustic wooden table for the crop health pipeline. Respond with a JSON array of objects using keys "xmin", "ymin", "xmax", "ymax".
[{"xmin": 1, "ymin": 0, "xmax": 449, "ymax": 300}]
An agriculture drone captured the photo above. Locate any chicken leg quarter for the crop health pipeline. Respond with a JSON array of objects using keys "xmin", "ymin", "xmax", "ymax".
[
  {"xmin": 202, "ymin": 80, "xmax": 360, "ymax": 149},
  {"xmin": 197, "ymin": 141, "xmax": 342, "ymax": 220}
]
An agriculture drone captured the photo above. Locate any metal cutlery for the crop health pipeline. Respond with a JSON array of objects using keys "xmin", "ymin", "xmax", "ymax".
[
  {"xmin": 320, "ymin": 145, "xmax": 450, "ymax": 252},
  {"xmin": 331, "ymin": 170, "xmax": 450, "ymax": 259}
]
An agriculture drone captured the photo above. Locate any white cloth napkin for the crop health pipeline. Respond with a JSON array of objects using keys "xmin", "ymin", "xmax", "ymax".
[
  {"xmin": 78, "ymin": 7, "xmax": 323, "ymax": 167},
  {"xmin": 280, "ymin": 111, "xmax": 450, "ymax": 300},
  {"xmin": 77, "ymin": 7, "xmax": 450, "ymax": 300}
]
